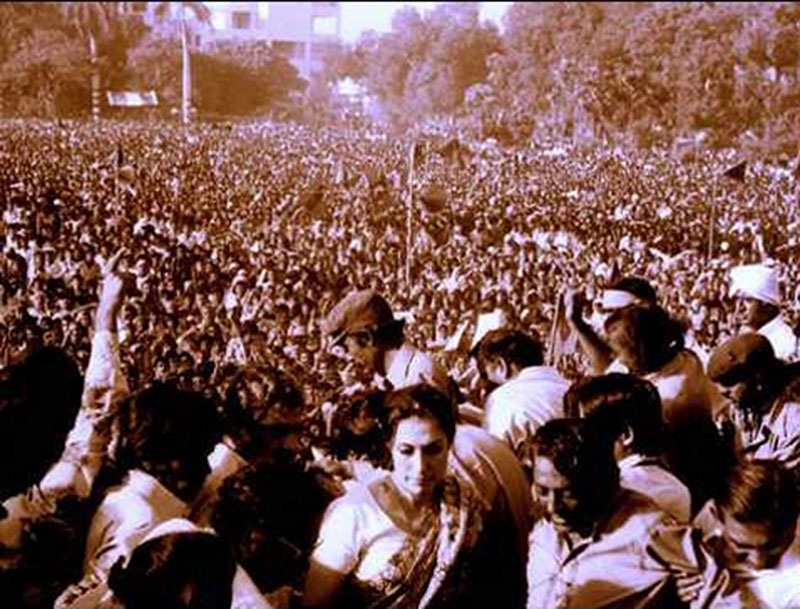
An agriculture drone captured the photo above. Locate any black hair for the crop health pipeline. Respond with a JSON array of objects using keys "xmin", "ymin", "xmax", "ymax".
[
  {"xmin": 564, "ymin": 373, "xmax": 666, "ymax": 457},
  {"xmin": 221, "ymin": 364, "xmax": 307, "ymax": 462},
  {"xmin": 0, "ymin": 347, "xmax": 83, "ymax": 499},
  {"xmin": 108, "ymin": 532, "xmax": 236, "ymax": 609},
  {"xmin": 384, "ymin": 384, "xmax": 456, "ymax": 444},
  {"xmin": 329, "ymin": 389, "xmax": 390, "ymax": 468},
  {"xmin": 114, "ymin": 384, "xmax": 221, "ymax": 501},
  {"xmin": 604, "ymin": 305, "xmax": 684, "ymax": 373},
  {"xmin": 211, "ymin": 462, "xmax": 337, "ymax": 593},
  {"xmin": 531, "ymin": 418, "xmax": 620, "ymax": 517},
  {"xmin": 716, "ymin": 460, "xmax": 799, "ymax": 541},
  {"xmin": 475, "ymin": 328, "xmax": 544, "ymax": 372}
]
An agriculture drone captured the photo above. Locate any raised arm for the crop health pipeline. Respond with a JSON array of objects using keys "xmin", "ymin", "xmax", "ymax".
[
  {"xmin": 0, "ymin": 249, "xmax": 131, "ymax": 551},
  {"xmin": 564, "ymin": 289, "xmax": 615, "ymax": 374},
  {"xmin": 47, "ymin": 248, "xmax": 131, "ymax": 495}
]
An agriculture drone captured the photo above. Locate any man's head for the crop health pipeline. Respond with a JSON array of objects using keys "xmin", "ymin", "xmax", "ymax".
[
  {"xmin": 564, "ymin": 373, "xmax": 665, "ymax": 460},
  {"xmin": 530, "ymin": 419, "xmax": 619, "ymax": 537},
  {"xmin": 114, "ymin": 384, "xmax": 221, "ymax": 503},
  {"xmin": 604, "ymin": 305, "xmax": 684, "ymax": 374},
  {"xmin": 222, "ymin": 365, "xmax": 309, "ymax": 464},
  {"xmin": 108, "ymin": 531, "xmax": 236, "ymax": 609},
  {"xmin": 708, "ymin": 333, "xmax": 782, "ymax": 414},
  {"xmin": 475, "ymin": 329, "xmax": 543, "ymax": 387},
  {"xmin": 712, "ymin": 460, "xmax": 798, "ymax": 573},
  {"xmin": 322, "ymin": 290, "xmax": 404, "ymax": 373},
  {"xmin": 729, "ymin": 264, "xmax": 781, "ymax": 330}
]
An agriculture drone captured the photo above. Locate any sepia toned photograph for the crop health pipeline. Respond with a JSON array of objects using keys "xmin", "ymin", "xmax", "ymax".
[{"xmin": 0, "ymin": 2, "xmax": 799, "ymax": 608}]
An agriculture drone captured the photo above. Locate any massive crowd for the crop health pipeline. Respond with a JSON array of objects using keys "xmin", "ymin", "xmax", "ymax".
[{"xmin": 0, "ymin": 118, "xmax": 799, "ymax": 608}]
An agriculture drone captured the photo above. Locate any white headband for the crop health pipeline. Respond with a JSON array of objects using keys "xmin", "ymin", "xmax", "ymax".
[{"xmin": 601, "ymin": 289, "xmax": 638, "ymax": 310}]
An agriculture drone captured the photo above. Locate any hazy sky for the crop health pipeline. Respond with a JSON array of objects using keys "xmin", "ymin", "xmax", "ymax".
[{"xmin": 339, "ymin": 2, "xmax": 512, "ymax": 43}]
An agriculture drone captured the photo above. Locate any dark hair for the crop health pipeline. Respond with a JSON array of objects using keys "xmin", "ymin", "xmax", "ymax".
[
  {"xmin": 108, "ymin": 532, "xmax": 236, "ymax": 609},
  {"xmin": 221, "ymin": 365, "xmax": 307, "ymax": 462},
  {"xmin": 384, "ymin": 384, "xmax": 457, "ymax": 444},
  {"xmin": 114, "ymin": 384, "xmax": 221, "ymax": 500},
  {"xmin": 716, "ymin": 460, "xmax": 799, "ymax": 540},
  {"xmin": 0, "ymin": 347, "xmax": 83, "ymax": 498},
  {"xmin": 609, "ymin": 276, "xmax": 658, "ymax": 304},
  {"xmin": 476, "ymin": 329, "xmax": 544, "ymax": 371},
  {"xmin": 330, "ymin": 389, "xmax": 390, "ymax": 467},
  {"xmin": 531, "ymin": 418, "xmax": 619, "ymax": 514},
  {"xmin": 604, "ymin": 305, "xmax": 684, "ymax": 373},
  {"xmin": 212, "ymin": 462, "xmax": 337, "ymax": 592},
  {"xmin": 564, "ymin": 374, "xmax": 666, "ymax": 457}
]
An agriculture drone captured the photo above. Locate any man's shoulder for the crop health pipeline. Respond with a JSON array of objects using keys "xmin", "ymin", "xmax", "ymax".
[
  {"xmin": 489, "ymin": 367, "xmax": 568, "ymax": 409},
  {"xmin": 608, "ymin": 488, "xmax": 676, "ymax": 533}
]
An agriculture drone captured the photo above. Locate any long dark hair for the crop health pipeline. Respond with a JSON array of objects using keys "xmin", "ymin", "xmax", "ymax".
[{"xmin": 605, "ymin": 305, "xmax": 684, "ymax": 373}]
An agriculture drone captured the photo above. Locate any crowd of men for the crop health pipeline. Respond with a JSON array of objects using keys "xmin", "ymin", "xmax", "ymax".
[{"xmin": 0, "ymin": 118, "xmax": 799, "ymax": 608}]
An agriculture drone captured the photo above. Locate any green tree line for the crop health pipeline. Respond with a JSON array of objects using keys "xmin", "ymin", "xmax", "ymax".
[{"xmin": 335, "ymin": 2, "xmax": 800, "ymax": 154}]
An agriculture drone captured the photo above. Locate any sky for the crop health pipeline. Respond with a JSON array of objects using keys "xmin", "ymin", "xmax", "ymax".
[{"xmin": 339, "ymin": 2, "xmax": 512, "ymax": 43}]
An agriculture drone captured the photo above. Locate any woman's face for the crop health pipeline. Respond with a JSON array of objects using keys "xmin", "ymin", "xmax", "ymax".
[{"xmin": 390, "ymin": 416, "xmax": 450, "ymax": 503}]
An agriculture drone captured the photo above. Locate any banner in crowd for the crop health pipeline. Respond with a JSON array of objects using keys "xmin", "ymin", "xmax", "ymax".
[{"xmin": 106, "ymin": 91, "xmax": 159, "ymax": 107}]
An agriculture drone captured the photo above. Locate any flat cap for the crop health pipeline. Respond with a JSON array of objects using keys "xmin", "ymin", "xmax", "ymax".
[
  {"xmin": 707, "ymin": 333, "xmax": 776, "ymax": 386},
  {"xmin": 322, "ymin": 290, "xmax": 395, "ymax": 346}
]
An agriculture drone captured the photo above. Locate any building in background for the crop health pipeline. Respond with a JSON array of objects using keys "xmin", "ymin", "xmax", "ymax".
[{"xmin": 123, "ymin": 2, "xmax": 341, "ymax": 81}]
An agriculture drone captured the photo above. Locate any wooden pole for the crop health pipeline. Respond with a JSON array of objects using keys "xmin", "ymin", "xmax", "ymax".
[
  {"xmin": 708, "ymin": 178, "xmax": 718, "ymax": 261},
  {"xmin": 406, "ymin": 141, "xmax": 415, "ymax": 288}
]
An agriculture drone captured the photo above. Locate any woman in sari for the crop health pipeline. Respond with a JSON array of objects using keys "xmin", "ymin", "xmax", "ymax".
[{"xmin": 303, "ymin": 384, "xmax": 487, "ymax": 609}]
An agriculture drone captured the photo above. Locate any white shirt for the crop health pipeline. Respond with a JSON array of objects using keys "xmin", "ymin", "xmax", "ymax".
[
  {"xmin": 55, "ymin": 470, "xmax": 190, "ymax": 608},
  {"xmin": 55, "ymin": 518, "xmax": 273, "ymax": 609},
  {"xmin": 313, "ymin": 481, "xmax": 406, "ymax": 579},
  {"xmin": 485, "ymin": 366, "xmax": 569, "ymax": 453},
  {"xmin": 191, "ymin": 442, "xmax": 249, "ymax": 527},
  {"xmin": 758, "ymin": 314, "xmax": 798, "ymax": 362},
  {"xmin": 618, "ymin": 454, "xmax": 691, "ymax": 523},
  {"xmin": 83, "ymin": 469, "xmax": 190, "ymax": 579},
  {"xmin": 382, "ymin": 344, "xmax": 451, "ymax": 395}
]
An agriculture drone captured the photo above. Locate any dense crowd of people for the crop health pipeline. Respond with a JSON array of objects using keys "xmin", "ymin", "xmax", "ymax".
[{"xmin": 0, "ymin": 118, "xmax": 799, "ymax": 608}]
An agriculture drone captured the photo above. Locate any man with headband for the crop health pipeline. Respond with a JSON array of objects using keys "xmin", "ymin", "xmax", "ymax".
[{"xmin": 565, "ymin": 276, "xmax": 658, "ymax": 374}]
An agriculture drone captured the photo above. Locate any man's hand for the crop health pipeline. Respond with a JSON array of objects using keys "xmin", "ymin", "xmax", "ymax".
[
  {"xmin": 97, "ymin": 248, "xmax": 130, "ymax": 331},
  {"xmin": 675, "ymin": 572, "xmax": 704, "ymax": 604},
  {"xmin": 563, "ymin": 288, "xmax": 587, "ymax": 325}
]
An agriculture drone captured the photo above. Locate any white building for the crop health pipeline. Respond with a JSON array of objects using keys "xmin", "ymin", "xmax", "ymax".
[{"xmin": 123, "ymin": 2, "xmax": 341, "ymax": 81}]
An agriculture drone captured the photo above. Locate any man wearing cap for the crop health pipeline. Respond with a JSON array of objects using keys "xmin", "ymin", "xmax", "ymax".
[
  {"xmin": 730, "ymin": 263, "xmax": 798, "ymax": 362},
  {"xmin": 322, "ymin": 289, "xmax": 451, "ymax": 394},
  {"xmin": 707, "ymin": 333, "xmax": 800, "ymax": 478}
]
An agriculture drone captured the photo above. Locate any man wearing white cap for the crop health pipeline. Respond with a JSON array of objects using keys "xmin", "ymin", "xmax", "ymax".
[{"xmin": 730, "ymin": 263, "xmax": 798, "ymax": 361}]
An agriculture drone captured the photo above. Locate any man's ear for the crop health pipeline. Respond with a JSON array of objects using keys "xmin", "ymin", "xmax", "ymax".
[
  {"xmin": 491, "ymin": 357, "xmax": 509, "ymax": 382},
  {"xmin": 620, "ymin": 425, "xmax": 635, "ymax": 449},
  {"xmin": 707, "ymin": 500, "xmax": 720, "ymax": 522}
]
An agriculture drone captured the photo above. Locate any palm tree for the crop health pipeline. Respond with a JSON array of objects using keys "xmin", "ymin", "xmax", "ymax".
[
  {"xmin": 62, "ymin": 2, "xmax": 118, "ymax": 122},
  {"xmin": 154, "ymin": 2, "xmax": 211, "ymax": 125}
]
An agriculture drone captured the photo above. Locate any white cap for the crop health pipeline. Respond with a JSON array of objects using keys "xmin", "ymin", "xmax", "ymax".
[{"xmin": 729, "ymin": 264, "xmax": 780, "ymax": 306}]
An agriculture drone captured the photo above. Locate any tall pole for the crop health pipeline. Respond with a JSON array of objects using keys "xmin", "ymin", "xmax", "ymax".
[
  {"xmin": 180, "ymin": 4, "xmax": 190, "ymax": 126},
  {"xmin": 89, "ymin": 33, "xmax": 100, "ymax": 122},
  {"xmin": 406, "ymin": 141, "xmax": 415, "ymax": 288},
  {"xmin": 708, "ymin": 178, "xmax": 718, "ymax": 260}
]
